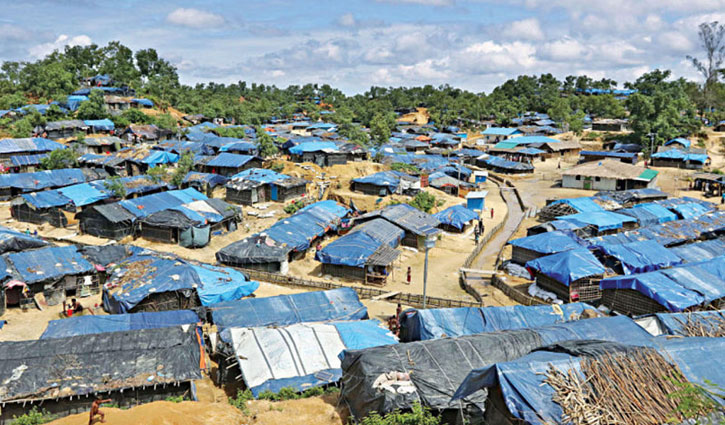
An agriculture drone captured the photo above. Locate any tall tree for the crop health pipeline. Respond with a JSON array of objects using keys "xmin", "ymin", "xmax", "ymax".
[{"xmin": 687, "ymin": 21, "xmax": 725, "ymax": 112}]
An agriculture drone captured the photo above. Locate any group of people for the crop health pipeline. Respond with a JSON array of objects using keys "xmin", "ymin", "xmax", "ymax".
[{"xmin": 473, "ymin": 218, "xmax": 486, "ymax": 244}]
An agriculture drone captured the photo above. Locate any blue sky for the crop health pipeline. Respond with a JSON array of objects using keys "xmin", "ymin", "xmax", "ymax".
[{"xmin": 1, "ymin": 0, "xmax": 723, "ymax": 93}]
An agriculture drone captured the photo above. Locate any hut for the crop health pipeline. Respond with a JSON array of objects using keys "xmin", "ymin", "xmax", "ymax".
[
  {"xmin": 507, "ymin": 231, "xmax": 582, "ymax": 265},
  {"xmin": 465, "ymin": 191, "xmax": 488, "ymax": 212},
  {"xmin": 0, "ymin": 168, "xmax": 105, "ymax": 200},
  {"xmin": 556, "ymin": 211, "xmax": 637, "ymax": 235},
  {"xmin": 182, "ymin": 171, "xmax": 229, "ymax": 197},
  {"xmin": 40, "ymin": 309, "xmax": 200, "ymax": 339},
  {"xmin": 288, "ymin": 141, "xmax": 348, "ymax": 166},
  {"xmin": 215, "ymin": 234, "xmax": 292, "ymax": 273},
  {"xmin": 0, "ymin": 137, "xmax": 64, "ymax": 160},
  {"xmin": 480, "ymin": 127, "xmax": 522, "ymax": 144},
  {"xmin": 562, "ymin": 160, "xmax": 658, "ymax": 191},
  {"xmin": 651, "ymin": 147, "xmax": 708, "ymax": 169},
  {"xmin": 225, "ymin": 168, "xmax": 308, "ymax": 205},
  {"xmin": 103, "ymin": 254, "xmax": 259, "ymax": 314},
  {"xmin": 196, "ymin": 152, "xmax": 263, "ymax": 177},
  {"xmin": 616, "ymin": 203, "xmax": 678, "ymax": 227},
  {"xmin": 43, "ymin": 120, "xmax": 88, "ymax": 139},
  {"xmin": 7, "ymin": 153, "xmax": 47, "ymax": 172},
  {"xmin": 356, "ymin": 203, "xmax": 440, "ymax": 249},
  {"xmin": 83, "ymin": 119, "xmax": 115, "ymax": 134},
  {"xmin": 715, "ymin": 120, "xmax": 725, "ymax": 132},
  {"xmin": 579, "ymin": 150, "xmax": 638, "ymax": 164},
  {"xmin": 591, "ymin": 118, "xmax": 629, "ymax": 132},
  {"xmin": 664, "ymin": 137, "xmax": 692, "ymax": 150},
  {"xmin": 78, "ymin": 135, "xmax": 127, "ymax": 154},
  {"xmin": 351, "ymin": 170, "xmax": 420, "ymax": 196},
  {"xmin": 526, "ymin": 249, "xmax": 606, "ymax": 303},
  {"xmin": 434, "ymin": 204, "xmax": 479, "ymax": 232},
  {"xmin": 0, "ymin": 326, "xmax": 204, "ymax": 423},
  {"xmin": 477, "ymin": 155, "xmax": 534, "ymax": 174},
  {"xmin": 595, "ymin": 239, "xmax": 683, "ymax": 275}
]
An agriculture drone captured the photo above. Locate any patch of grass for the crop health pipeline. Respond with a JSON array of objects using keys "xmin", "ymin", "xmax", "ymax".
[
  {"xmin": 165, "ymin": 395, "xmax": 186, "ymax": 403},
  {"xmin": 12, "ymin": 407, "xmax": 54, "ymax": 425},
  {"xmin": 358, "ymin": 403, "xmax": 440, "ymax": 425},
  {"xmin": 229, "ymin": 389, "xmax": 254, "ymax": 415}
]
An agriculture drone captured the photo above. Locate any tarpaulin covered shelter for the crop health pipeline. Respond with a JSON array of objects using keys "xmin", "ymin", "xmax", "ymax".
[
  {"xmin": 225, "ymin": 168, "xmax": 308, "ymax": 205},
  {"xmin": 617, "ymin": 202, "xmax": 678, "ymax": 226},
  {"xmin": 668, "ymin": 238, "xmax": 725, "ymax": 263},
  {"xmin": 0, "ymin": 326, "xmax": 204, "ymax": 422},
  {"xmin": 557, "ymin": 211, "xmax": 636, "ymax": 233},
  {"xmin": 398, "ymin": 303, "xmax": 598, "ymax": 342},
  {"xmin": 526, "ymin": 249, "xmax": 606, "ymax": 302},
  {"xmin": 340, "ymin": 316, "xmax": 652, "ymax": 423},
  {"xmin": 0, "ymin": 168, "xmax": 104, "ymax": 200},
  {"xmin": 351, "ymin": 170, "xmax": 419, "ymax": 196},
  {"xmin": 197, "ymin": 152, "xmax": 262, "ymax": 176},
  {"xmin": 103, "ymin": 254, "xmax": 259, "ymax": 314},
  {"xmin": 637, "ymin": 310, "xmax": 725, "ymax": 336},
  {"xmin": 40, "ymin": 309, "xmax": 200, "ymax": 339},
  {"xmin": 210, "ymin": 287, "xmax": 367, "ymax": 330},
  {"xmin": 0, "ymin": 137, "xmax": 64, "ymax": 158},
  {"xmin": 600, "ymin": 255, "xmax": 725, "ymax": 314},
  {"xmin": 83, "ymin": 119, "xmax": 115, "ymax": 132},
  {"xmin": 652, "ymin": 147, "xmax": 708, "ymax": 169},
  {"xmin": 215, "ymin": 234, "xmax": 292, "ymax": 273},
  {"xmin": 182, "ymin": 171, "xmax": 229, "ymax": 196},
  {"xmin": 476, "ymin": 155, "xmax": 534, "ymax": 174},
  {"xmin": 78, "ymin": 244, "xmax": 142, "ymax": 267},
  {"xmin": 508, "ymin": 231, "xmax": 583, "ymax": 264},
  {"xmin": 8, "ymin": 153, "xmax": 47, "ymax": 171},
  {"xmin": 0, "ymin": 225, "xmax": 47, "ymax": 254},
  {"xmin": 227, "ymin": 320, "xmax": 397, "ymax": 396},
  {"xmin": 597, "ymin": 239, "xmax": 683, "ymax": 275},
  {"xmin": 315, "ymin": 231, "xmax": 401, "ymax": 283},
  {"xmin": 356, "ymin": 203, "xmax": 440, "ymax": 249},
  {"xmin": 595, "ymin": 188, "xmax": 667, "ymax": 206},
  {"xmin": 433, "ymin": 204, "xmax": 479, "ymax": 232}
]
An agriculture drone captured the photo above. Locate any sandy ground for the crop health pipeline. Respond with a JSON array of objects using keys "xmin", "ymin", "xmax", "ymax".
[{"xmin": 46, "ymin": 401, "xmax": 247, "ymax": 425}]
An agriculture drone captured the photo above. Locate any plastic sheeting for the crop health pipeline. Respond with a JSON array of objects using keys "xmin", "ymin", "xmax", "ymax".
[
  {"xmin": 350, "ymin": 218, "xmax": 405, "ymax": 247},
  {"xmin": 434, "ymin": 204, "xmax": 479, "ymax": 230},
  {"xmin": 10, "ymin": 153, "xmax": 47, "ymax": 167},
  {"xmin": 648, "ymin": 310, "xmax": 725, "ymax": 336},
  {"xmin": 83, "ymin": 119, "xmax": 115, "ymax": 131},
  {"xmin": 526, "ymin": 249, "xmax": 605, "ymax": 286},
  {"xmin": 57, "ymin": 183, "xmax": 108, "ymax": 207},
  {"xmin": 6, "ymin": 246, "xmax": 95, "ymax": 284},
  {"xmin": 600, "ymin": 256, "xmax": 725, "ymax": 311},
  {"xmin": 341, "ymin": 316, "xmax": 650, "ymax": 421},
  {"xmin": 668, "ymin": 238, "xmax": 725, "ymax": 263},
  {"xmin": 230, "ymin": 167, "xmax": 290, "ymax": 184},
  {"xmin": 288, "ymin": 141, "xmax": 338, "ymax": 154},
  {"xmin": 558, "ymin": 211, "xmax": 636, "ymax": 231},
  {"xmin": 40, "ymin": 310, "xmax": 199, "ymax": 338},
  {"xmin": 0, "ymin": 137, "xmax": 64, "ymax": 154},
  {"xmin": 550, "ymin": 197, "xmax": 607, "ymax": 213},
  {"xmin": 0, "ymin": 226, "xmax": 47, "ymax": 254},
  {"xmin": 358, "ymin": 203, "xmax": 440, "ymax": 237},
  {"xmin": 142, "ymin": 150, "xmax": 179, "ymax": 166},
  {"xmin": 120, "ymin": 188, "xmax": 207, "ymax": 218},
  {"xmin": 398, "ymin": 303, "xmax": 598, "ymax": 342},
  {"xmin": 229, "ymin": 320, "xmax": 396, "ymax": 396},
  {"xmin": 668, "ymin": 202, "xmax": 711, "ymax": 220},
  {"xmin": 104, "ymin": 254, "xmax": 259, "ymax": 313},
  {"xmin": 315, "ymin": 231, "xmax": 383, "ymax": 267},
  {"xmin": 210, "ymin": 287, "xmax": 367, "ymax": 330},
  {"xmin": 480, "ymin": 155, "xmax": 534, "ymax": 171},
  {"xmin": 352, "ymin": 170, "xmax": 414, "ymax": 194},
  {"xmin": 0, "ymin": 168, "xmax": 87, "ymax": 192},
  {"xmin": 508, "ymin": 230, "xmax": 582, "ymax": 254},
  {"xmin": 598, "ymin": 240, "xmax": 684, "ymax": 274},
  {"xmin": 205, "ymin": 152, "xmax": 255, "ymax": 168},
  {"xmin": 617, "ymin": 203, "xmax": 678, "ymax": 226}
]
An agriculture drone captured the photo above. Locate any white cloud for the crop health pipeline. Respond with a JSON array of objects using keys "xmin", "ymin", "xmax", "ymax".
[
  {"xmin": 166, "ymin": 8, "xmax": 224, "ymax": 28},
  {"xmin": 540, "ymin": 38, "xmax": 586, "ymax": 61},
  {"xmin": 456, "ymin": 40, "xmax": 537, "ymax": 73},
  {"xmin": 271, "ymin": 70, "xmax": 285, "ymax": 77},
  {"xmin": 28, "ymin": 34, "xmax": 91, "ymax": 59},
  {"xmin": 657, "ymin": 32, "xmax": 695, "ymax": 53},
  {"xmin": 338, "ymin": 13, "xmax": 356, "ymax": 27},
  {"xmin": 502, "ymin": 18, "xmax": 544, "ymax": 41}
]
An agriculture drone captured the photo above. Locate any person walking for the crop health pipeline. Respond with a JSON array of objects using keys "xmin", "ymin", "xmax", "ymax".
[{"xmin": 406, "ymin": 266, "xmax": 412, "ymax": 285}]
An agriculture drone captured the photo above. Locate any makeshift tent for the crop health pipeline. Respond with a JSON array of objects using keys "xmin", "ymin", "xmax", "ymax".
[
  {"xmin": 398, "ymin": 303, "xmax": 598, "ymax": 342},
  {"xmin": 452, "ymin": 338, "xmax": 725, "ymax": 425},
  {"xmin": 598, "ymin": 240, "xmax": 684, "ymax": 274},
  {"xmin": 667, "ymin": 201, "xmax": 711, "ymax": 219},
  {"xmin": 641, "ymin": 310, "xmax": 725, "ymax": 336},
  {"xmin": 0, "ymin": 326, "xmax": 203, "ymax": 422},
  {"xmin": 215, "ymin": 234, "xmax": 292, "ymax": 272},
  {"xmin": 41, "ymin": 310, "xmax": 200, "ymax": 338},
  {"xmin": 434, "ymin": 204, "xmax": 479, "ymax": 231},
  {"xmin": 340, "ymin": 316, "xmax": 652, "ymax": 422},
  {"xmin": 228, "ymin": 320, "xmax": 397, "ymax": 395},
  {"xmin": 5, "ymin": 246, "xmax": 94, "ymax": 284},
  {"xmin": 351, "ymin": 170, "xmax": 417, "ymax": 195},
  {"xmin": 600, "ymin": 255, "xmax": 725, "ymax": 313},
  {"xmin": 526, "ymin": 249, "xmax": 605, "ymax": 287},
  {"xmin": 617, "ymin": 203, "xmax": 678, "ymax": 226},
  {"xmin": 316, "ymin": 231, "xmax": 386, "ymax": 267},
  {"xmin": 478, "ymin": 155, "xmax": 534, "ymax": 173},
  {"xmin": 508, "ymin": 231, "xmax": 582, "ymax": 264},
  {"xmin": 668, "ymin": 238, "xmax": 725, "ymax": 263},
  {"xmin": 0, "ymin": 137, "xmax": 64, "ymax": 155},
  {"xmin": 103, "ymin": 254, "xmax": 259, "ymax": 313},
  {"xmin": 78, "ymin": 244, "xmax": 142, "ymax": 267},
  {"xmin": 210, "ymin": 287, "xmax": 367, "ymax": 330},
  {"xmin": 83, "ymin": 119, "xmax": 115, "ymax": 132}
]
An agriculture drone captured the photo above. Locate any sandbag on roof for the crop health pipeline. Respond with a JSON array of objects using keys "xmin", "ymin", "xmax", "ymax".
[
  {"xmin": 229, "ymin": 320, "xmax": 396, "ymax": 396},
  {"xmin": 598, "ymin": 239, "xmax": 684, "ymax": 274},
  {"xmin": 210, "ymin": 287, "xmax": 367, "ymax": 330},
  {"xmin": 41, "ymin": 310, "xmax": 200, "ymax": 339},
  {"xmin": 340, "ymin": 316, "xmax": 651, "ymax": 421},
  {"xmin": 0, "ymin": 326, "xmax": 203, "ymax": 403},
  {"xmin": 526, "ymin": 249, "xmax": 605, "ymax": 285},
  {"xmin": 398, "ymin": 302, "xmax": 598, "ymax": 342}
]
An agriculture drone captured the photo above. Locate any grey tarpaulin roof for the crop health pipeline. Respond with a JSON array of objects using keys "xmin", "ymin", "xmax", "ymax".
[
  {"xmin": 216, "ymin": 234, "xmax": 291, "ymax": 265},
  {"xmin": 89, "ymin": 202, "xmax": 136, "ymax": 224},
  {"xmin": 0, "ymin": 326, "xmax": 203, "ymax": 402},
  {"xmin": 357, "ymin": 204, "xmax": 440, "ymax": 237}
]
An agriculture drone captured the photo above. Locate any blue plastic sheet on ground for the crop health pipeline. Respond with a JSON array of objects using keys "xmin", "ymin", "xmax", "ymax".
[
  {"xmin": 617, "ymin": 203, "xmax": 677, "ymax": 226},
  {"xmin": 434, "ymin": 204, "xmax": 479, "ymax": 230},
  {"xmin": 210, "ymin": 287, "xmax": 367, "ymax": 330},
  {"xmin": 40, "ymin": 310, "xmax": 199, "ymax": 339},
  {"xmin": 668, "ymin": 238, "xmax": 725, "ymax": 263},
  {"xmin": 600, "ymin": 256, "xmax": 725, "ymax": 311},
  {"xmin": 526, "ymin": 249, "xmax": 605, "ymax": 286},
  {"xmin": 105, "ymin": 255, "xmax": 259, "ymax": 313},
  {"xmin": 598, "ymin": 240, "xmax": 683, "ymax": 274},
  {"xmin": 7, "ymin": 246, "xmax": 94, "ymax": 284},
  {"xmin": 558, "ymin": 211, "xmax": 636, "ymax": 231},
  {"xmin": 508, "ymin": 231, "xmax": 582, "ymax": 254},
  {"xmin": 399, "ymin": 303, "xmax": 597, "ymax": 341}
]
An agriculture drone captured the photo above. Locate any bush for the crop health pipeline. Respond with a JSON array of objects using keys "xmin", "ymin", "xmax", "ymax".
[
  {"xmin": 229, "ymin": 389, "xmax": 254, "ymax": 415},
  {"xmin": 40, "ymin": 148, "xmax": 79, "ymax": 170},
  {"xmin": 359, "ymin": 403, "xmax": 440, "ymax": 425},
  {"xmin": 390, "ymin": 162, "xmax": 419, "ymax": 174},
  {"xmin": 284, "ymin": 199, "xmax": 306, "ymax": 214},
  {"xmin": 270, "ymin": 162, "xmax": 285, "ymax": 173},
  {"xmin": 171, "ymin": 151, "xmax": 194, "ymax": 187},
  {"xmin": 165, "ymin": 395, "xmax": 186, "ymax": 403},
  {"xmin": 104, "ymin": 176, "xmax": 127, "ymax": 198},
  {"xmin": 408, "ymin": 192, "xmax": 438, "ymax": 213},
  {"xmin": 12, "ymin": 406, "xmax": 53, "ymax": 425}
]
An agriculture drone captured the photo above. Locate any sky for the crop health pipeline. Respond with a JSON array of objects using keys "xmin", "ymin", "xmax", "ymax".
[{"xmin": 1, "ymin": 0, "xmax": 724, "ymax": 94}]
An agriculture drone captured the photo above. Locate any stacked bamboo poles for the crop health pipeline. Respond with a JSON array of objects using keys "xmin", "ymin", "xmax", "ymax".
[{"xmin": 673, "ymin": 314, "xmax": 725, "ymax": 337}]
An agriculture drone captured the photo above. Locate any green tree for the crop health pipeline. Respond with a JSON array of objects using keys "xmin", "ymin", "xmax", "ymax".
[
  {"xmin": 76, "ymin": 90, "xmax": 108, "ymax": 120},
  {"xmin": 369, "ymin": 112, "xmax": 392, "ymax": 146},
  {"xmin": 171, "ymin": 151, "xmax": 195, "ymax": 187},
  {"xmin": 255, "ymin": 126, "xmax": 278, "ymax": 158},
  {"xmin": 104, "ymin": 176, "xmax": 127, "ymax": 198},
  {"xmin": 40, "ymin": 148, "xmax": 79, "ymax": 169}
]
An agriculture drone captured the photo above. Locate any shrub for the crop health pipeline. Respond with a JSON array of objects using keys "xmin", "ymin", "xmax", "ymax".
[
  {"xmin": 408, "ymin": 192, "xmax": 438, "ymax": 213},
  {"xmin": 12, "ymin": 407, "xmax": 53, "ymax": 425},
  {"xmin": 359, "ymin": 403, "xmax": 440, "ymax": 425}
]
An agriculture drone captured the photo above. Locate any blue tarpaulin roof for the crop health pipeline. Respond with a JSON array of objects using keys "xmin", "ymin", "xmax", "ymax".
[
  {"xmin": 482, "ymin": 127, "xmax": 521, "ymax": 136},
  {"xmin": 350, "ymin": 218, "xmax": 405, "ymax": 247},
  {"xmin": 453, "ymin": 337, "xmax": 724, "ymax": 424},
  {"xmin": 7, "ymin": 246, "xmax": 95, "ymax": 284},
  {"xmin": 20, "ymin": 190, "xmax": 71, "ymax": 208},
  {"xmin": 598, "ymin": 240, "xmax": 684, "ymax": 274},
  {"xmin": 132, "ymin": 98, "xmax": 154, "ymax": 107},
  {"xmin": 288, "ymin": 141, "xmax": 338, "ymax": 154},
  {"xmin": 399, "ymin": 302, "xmax": 597, "ymax": 341},
  {"xmin": 558, "ymin": 211, "xmax": 636, "ymax": 231},
  {"xmin": 550, "ymin": 197, "xmax": 606, "ymax": 213},
  {"xmin": 668, "ymin": 238, "xmax": 725, "ymax": 263},
  {"xmin": 230, "ymin": 168, "xmax": 290, "ymax": 184},
  {"xmin": 667, "ymin": 202, "xmax": 711, "ymax": 219},
  {"xmin": 104, "ymin": 255, "xmax": 259, "ymax": 313},
  {"xmin": 481, "ymin": 155, "xmax": 534, "ymax": 171},
  {"xmin": 210, "ymin": 287, "xmax": 367, "ymax": 330},
  {"xmin": 600, "ymin": 255, "xmax": 725, "ymax": 311},
  {"xmin": 57, "ymin": 183, "xmax": 108, "ymax": 207},
  {"xmin": 617, "ymin": 203, "xmax": 678, "ymax": 226},
  {"xmin": 0, "ymin": 168, "xmax": 87, "ymax": 192},
  {"xmin": 316, "ymin": 231, "xmax": 385, "ymax": 267},
  {"xmin": 580, "ymin": 150, "xmax": 638, "ymax": 159},
  {"xmin": 40, "ymin": 310, "xmax": 199, "ymax": 339},
  {"xmin": 665, "ymin": 138, "xmax": 692, "ymax": 149},
  {"xmin": 0, "ymin": 138, "xmax": 64, "ymax": 154},
  {"xmin": 360, "ymin": 203, "xmax": 440, "ymax": 237},
  {"xmin": 205, "ymin": 152, "xmax": 255, "ymax": 168},
  {"xmin": 352, "ymin": 170, "xmax": 413, "ymax": 193},
  {"xmin": 219, "ymin": 141, "xmax": 258, "ymax": 154},
  {"xmin": 434, "ymin": 204, "xmax": 479, "ymax": 230},
  {"xmin": 119, "ymin": 188, "xmax": 207, "ymax": 218},
  {"xmin": 652, "ymin": 148, "xmax": 708, "ymax": 163},
  {"xmin": 526, "ymin": 249, "xmax": 605, "ymax": 286},
  {"xmin": 141, "ymin": 150, "xmax": 179, "ymax": 166},
  {"xmin": 508, "ymin": 231, "xmax": 582, "ymax": 254},
  {"xmin": 83, "ymin": 119, "xmax": 115, "ymax": 131},
  {"xmin": 263, "ymin": 201, "xmax": 348, "ymax": 251},
  {"xmin": 651, "ymin": 310, "xmax": 725, "ymax": 336},
  {"xmin": 10, "ymin": 154, "xmax": 47, "ymax": 167}
]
